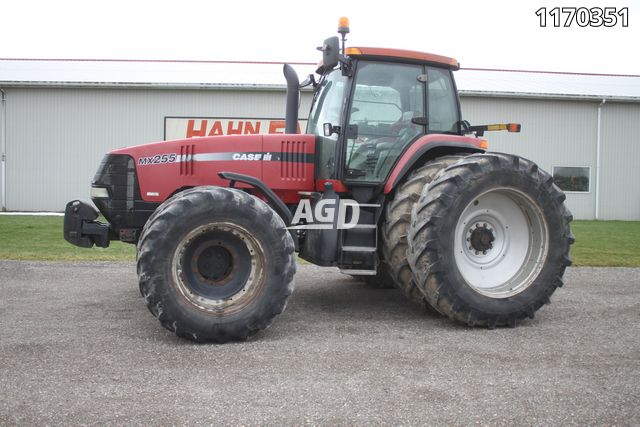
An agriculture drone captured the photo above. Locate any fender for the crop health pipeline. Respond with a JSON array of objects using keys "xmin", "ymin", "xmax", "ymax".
[
  {"xmin": 218, "ymin": 171, "xmax": 293, "ymax": 226},
  {"xmin": 383, "ymin": 134, "xmax": 486, "ymax": 194},
  {"xmin": 218, "ymin": 171, "xmax": 299, "ymax": 252}
]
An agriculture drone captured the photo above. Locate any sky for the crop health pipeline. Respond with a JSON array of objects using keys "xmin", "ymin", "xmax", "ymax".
[{"xmin": 0, "ymin": 0, "xmax": 638, "ymax": 75}]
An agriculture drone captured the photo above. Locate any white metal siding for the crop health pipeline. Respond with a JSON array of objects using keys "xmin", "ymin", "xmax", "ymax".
[
  {"xmin": 2, "ymin": 86, "xmax": 638, "ymax": 220},
  {"xmin": 598, "ymin": 103, "xmax": 640, "ymax": 220},
  {"xmin": 0, "ymin": 90, "xmax": 5, "ymax": 211},
  {"xmin": 460, "ymin": 97, "xmax": 600, "ymax": 220}
]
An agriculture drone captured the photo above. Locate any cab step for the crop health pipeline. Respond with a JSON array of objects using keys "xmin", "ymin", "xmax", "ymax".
[
  {"xmin": 340, "ymin": 269, "xmax": 377, "ymax": 276},
  {"xmin": 341, "ymin": 245, "xmax": 377, "ymax": 252}
]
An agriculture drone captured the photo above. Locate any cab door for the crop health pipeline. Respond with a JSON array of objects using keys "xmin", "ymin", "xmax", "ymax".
[{"xmin": 342, "ymin": 61, "xmax": 426, "ymax": 183}]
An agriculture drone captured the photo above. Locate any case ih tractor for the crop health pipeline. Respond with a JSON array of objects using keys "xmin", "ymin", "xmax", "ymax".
[{"xmin": 64, "ymin": 19, "xmax": 573, "ymax": 342}]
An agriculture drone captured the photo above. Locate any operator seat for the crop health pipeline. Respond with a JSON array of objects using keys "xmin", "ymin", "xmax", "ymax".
[{"xmin": 373, "ymin": 111, "xmax": 421, "ymax": 178}]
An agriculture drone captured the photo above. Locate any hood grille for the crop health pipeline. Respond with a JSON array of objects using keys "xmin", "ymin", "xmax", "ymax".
[
  {"xmin": 180, "ymin": 144, "xmax": 195, "ymax": 175},
  {"xmin": 280, "ymin": 139, "xmax": 307, "ymax": 180}
]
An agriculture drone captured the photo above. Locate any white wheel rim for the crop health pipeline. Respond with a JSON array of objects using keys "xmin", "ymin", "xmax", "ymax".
[{"xmin": 453, "ymin": 188, "xmax": 549, "ymax": 298}]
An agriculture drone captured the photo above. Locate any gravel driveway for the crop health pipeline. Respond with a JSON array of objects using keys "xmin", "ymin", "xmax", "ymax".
[{"xmin": 0, "ymin": 261, "xmax": 638, "ymax": 425}]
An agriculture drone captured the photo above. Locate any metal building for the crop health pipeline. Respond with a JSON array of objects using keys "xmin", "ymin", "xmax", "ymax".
[{"xmin": 1, "ymin": 59, "xmax": 639, "ymax": 220}]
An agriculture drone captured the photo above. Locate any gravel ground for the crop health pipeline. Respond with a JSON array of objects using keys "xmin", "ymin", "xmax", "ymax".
[{"xmin": 0, "ymin": 261, "xmax": 639, "ymax": 425}]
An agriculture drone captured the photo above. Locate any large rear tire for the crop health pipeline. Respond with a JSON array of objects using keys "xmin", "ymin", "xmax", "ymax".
[
  {"xmin": 382, "ymin": 155, "xmax": 468, "ymax": 308},
  {"xmin": 137, "ymin": 186, "xmax": 296, "ymax": 342},
  {"xmin": 408, "ymin": 153, "xmax": 574, "ymax": 327}
]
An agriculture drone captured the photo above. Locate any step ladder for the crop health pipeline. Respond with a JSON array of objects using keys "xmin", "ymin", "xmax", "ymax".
[{"xmin": 338, "ymin": 203, "xmax": 379, "ymax": 275}]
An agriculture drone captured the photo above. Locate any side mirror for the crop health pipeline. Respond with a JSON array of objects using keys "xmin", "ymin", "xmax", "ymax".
[
  {"xmin": 323, "ymin": 122, "xmax": 340, "ymax": 137},
  {"xmin": 318, "ymin": 36, "xmax": 340, "ymax": 70}
]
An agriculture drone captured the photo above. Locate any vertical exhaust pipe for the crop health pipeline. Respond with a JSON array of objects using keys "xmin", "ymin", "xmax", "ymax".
[{"xmin": 283, "ymin": 64, "xmax": 299, "ymax": 134}]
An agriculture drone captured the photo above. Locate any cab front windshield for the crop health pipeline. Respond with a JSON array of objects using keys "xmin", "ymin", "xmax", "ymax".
[{"xmin": 307, "ymin": 70, "xmax": 348, "ymax": 180}]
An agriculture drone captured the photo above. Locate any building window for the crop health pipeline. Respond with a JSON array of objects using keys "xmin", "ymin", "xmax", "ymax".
[{"xmin": 553, "ymin": 166, "xmax": 590, "ymax": 192}]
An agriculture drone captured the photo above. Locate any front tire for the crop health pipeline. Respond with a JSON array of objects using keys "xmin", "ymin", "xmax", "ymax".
[
  {"xmin": 137, "ymin": 186, "xmax": 296, "ymax": 342},
  {"xmin": 408, "ymin": 153, "xmax": 574, "ymax": 327}
]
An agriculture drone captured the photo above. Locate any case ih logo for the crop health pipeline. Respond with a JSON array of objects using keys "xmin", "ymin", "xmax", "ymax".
[
  {"xmin": 164, "ymin": 117, "xmax": 308, "ymax": 140},
  {"xmin": 288, "ymin": 200, "xmax": 379, "ymax": 230}
]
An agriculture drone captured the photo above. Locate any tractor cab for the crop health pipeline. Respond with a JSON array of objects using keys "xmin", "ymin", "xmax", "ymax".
[
  {"xmin": 307, "ymin": 45, "xmax": 463, "ymax": 186},
  {"xmin": 295, "ymin": 15, "xmax": 468, "ymax": 197}
]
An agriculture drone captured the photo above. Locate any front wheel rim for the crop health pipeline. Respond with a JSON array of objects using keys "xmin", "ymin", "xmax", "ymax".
[
  {"xmin": 171, "ymin": 222, "xmax": 266, "ymax": 314},
  {"xmin": 453, "ymin": 188, "xmax": 549, "ymax": 298}
]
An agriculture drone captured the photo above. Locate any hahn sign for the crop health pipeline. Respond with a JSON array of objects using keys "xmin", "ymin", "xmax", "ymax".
[{"xmin": 164, "ymin": 117, "xmax": 308, "ymax": 141}]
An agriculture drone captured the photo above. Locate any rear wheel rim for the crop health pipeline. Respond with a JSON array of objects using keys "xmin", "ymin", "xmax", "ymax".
[
  {"xmin": 453, "ymin": 188, "xmax": 549, "ymax": 298},
  {"xmin": 171, "ymin": 222, "xmax": 266, "ymax": 314}
]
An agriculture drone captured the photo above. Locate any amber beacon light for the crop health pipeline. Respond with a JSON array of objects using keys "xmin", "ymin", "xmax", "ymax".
[{"xmin": 338, "ymin": 17, "xmax": 350, "ymax": 35}]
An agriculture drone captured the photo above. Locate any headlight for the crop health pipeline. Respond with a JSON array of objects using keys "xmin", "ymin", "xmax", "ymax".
[{"xmin": 90, "ymin": 186, "xmax": 109, "ymax": 198}]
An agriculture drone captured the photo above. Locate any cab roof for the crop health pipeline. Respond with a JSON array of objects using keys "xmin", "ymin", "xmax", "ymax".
[{"xmin": 345, "ymin": 47, "xmax": 459, "ymax": 70}]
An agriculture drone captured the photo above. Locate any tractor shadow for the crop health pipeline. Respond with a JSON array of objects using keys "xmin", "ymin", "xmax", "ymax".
[
  {"xmin": 285, "ymin": 269, "xmax": 442, "ymax": 322},
  {"xmin": 116, "ymin": 265, "xmax": 465, "ymax": 345}
]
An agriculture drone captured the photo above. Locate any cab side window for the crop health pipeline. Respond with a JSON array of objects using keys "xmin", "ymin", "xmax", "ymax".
[
  {"xmin": 344, "ymin": 62, "xmax": 425, "ymax": 182},
  {"xmin": 427, "ymin": 67, "xmax": 459, "ymax": 134}
]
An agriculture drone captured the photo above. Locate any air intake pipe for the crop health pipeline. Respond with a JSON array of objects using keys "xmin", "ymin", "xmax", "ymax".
[{"xmin": 283, "ymin": 64, "xmax": 299, "ymax": 134}]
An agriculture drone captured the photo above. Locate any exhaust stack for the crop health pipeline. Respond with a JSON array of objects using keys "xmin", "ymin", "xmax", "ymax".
[{"xmin": 283, "ymin": 64, "xmax": 299, "ymax": 134}]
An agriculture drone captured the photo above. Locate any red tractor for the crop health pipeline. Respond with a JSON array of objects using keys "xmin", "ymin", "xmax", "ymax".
[{"xmin": 64, "ymin": 19, "xmax": 573, "ymax": 342}]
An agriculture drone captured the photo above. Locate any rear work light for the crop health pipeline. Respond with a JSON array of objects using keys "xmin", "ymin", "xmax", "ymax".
[{"xmin": 467, "ymin": 123, "xmax": 522, "ymax": 137}]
